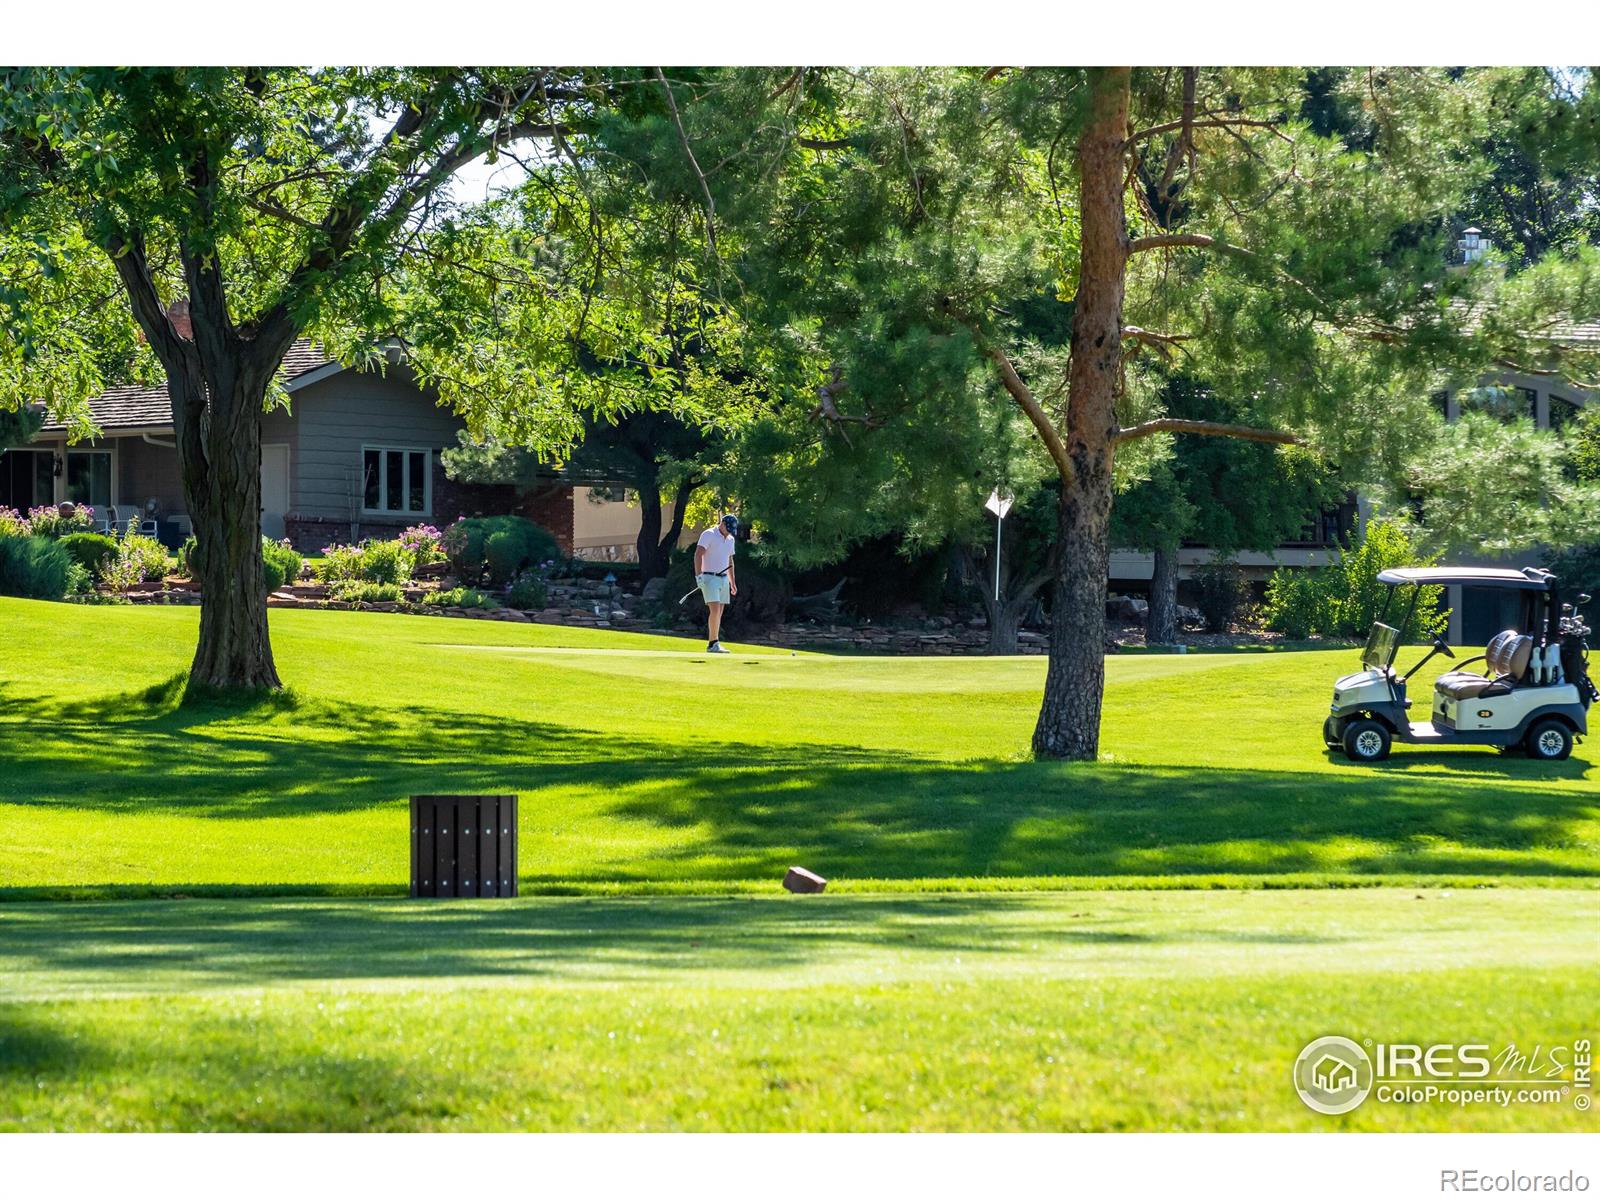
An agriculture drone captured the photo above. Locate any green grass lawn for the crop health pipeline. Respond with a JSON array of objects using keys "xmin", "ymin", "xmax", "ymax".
[
  {"xmin": 2, "ymin": 597, "xmax": 1597, "ymax": 895},
  {"xmin": 2, "ymin": 598, "xmax": 1596, "ymax": 1132},
  {"xmin": 2, "ymin": 890, "xmax": 1593, "ymax": 1131}
]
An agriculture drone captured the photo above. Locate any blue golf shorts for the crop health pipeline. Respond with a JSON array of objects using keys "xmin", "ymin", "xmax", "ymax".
[{"xmin": 697, "ymin": 573, "xmax": 731, "ymax": 604}]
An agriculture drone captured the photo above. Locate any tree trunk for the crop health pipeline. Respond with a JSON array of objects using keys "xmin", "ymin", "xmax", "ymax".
[
  {"xmin": 635, "ymin": 472, "xmax": 668, "ymax": 582},
  {"xmin": 1031, "ymin": 67, "xmax": 1129, "ymax": 761},
  {"xmin": 636, "ymin": 473, "xmax": 697, "ymax": 585},
  {"xmin": 987, "ymin": 601, "xmax": 1021, "ymax": 654},
  {"xmin": 1147, "ymin": 545, "xmax": 1179, "ymax": 644},
  {"xmin": 171, "ymin": 363, "xmax": 281, "ymax": 694}
]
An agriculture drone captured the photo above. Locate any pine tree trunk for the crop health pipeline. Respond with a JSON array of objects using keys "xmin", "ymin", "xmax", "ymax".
[
  {"xmin": 171, "ymin": 365, "xmax": 281, "ymax": 694},
  {"xmin": 1031, "ymin": 67, "xmax": 1129, "ymax": 761},
  {"xmin": 1147, "ymin": 545, "xmax": 1179, "ymax": 644}
]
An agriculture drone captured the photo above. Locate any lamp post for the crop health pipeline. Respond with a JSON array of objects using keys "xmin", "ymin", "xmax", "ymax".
[{"xmin": 984, "ymin": 489, "xmax": 1014, "ymax": 603}]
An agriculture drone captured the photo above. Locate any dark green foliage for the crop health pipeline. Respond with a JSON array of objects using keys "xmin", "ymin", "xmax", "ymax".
[
  {"xmin": 790, "ymin": 535, "xmax": 953, "ymax": 621},
  {"xmin": 1187, "ymin": 561, "xmax": 1253, "ymax": 633},
  {"xmin": 176, "ymin": 536, "xmax": 198, "ymax": 580},
  {"xmin": 1112, "ymin": 377, "xmax": 1343, "ymax": 558},
  {"xmin": 506, "ymin": 573, "xmax": 549, "ymax": 611},
  {"xmin": 57, "ymin": 532, "xmax": 119, "ymax": 582},
  {"xmin": 662, "ymin": 546, "xmax": 791, "ymax": 631},
  {"xmin": 261, "ymin": 539, "xmax": 303, "ymax": 594},
  {"xmin": 1548, "ymin": 544, "xmax": 1600, "ymax": 607},
  {"xmin": 443, "ymin": 517, "xmax": 560, "ymax": 587},
  {"xmin": 0, "ymin": 405, "xmax": 43, "ymax": 453},
  {"xmin": 0, "ymin": 534, "xmax": 75, "ymax": 599}
]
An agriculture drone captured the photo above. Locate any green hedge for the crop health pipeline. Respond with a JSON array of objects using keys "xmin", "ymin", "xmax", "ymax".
[{"xmin": 0, "ymin": 534, "xmax": 77, "ymax": 600}]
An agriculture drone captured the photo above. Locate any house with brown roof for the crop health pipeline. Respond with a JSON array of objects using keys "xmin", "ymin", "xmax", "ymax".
[{"xmin": 1, "ymin": 341, "xmax": 658, "ymax": 558}]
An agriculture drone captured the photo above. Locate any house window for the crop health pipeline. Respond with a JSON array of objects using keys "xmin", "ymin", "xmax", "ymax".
[
  {"xmin": 65, "ymin": 450, "xmax": 111, "ymax": 509},
  {"xmin": 1549, "ymin": 395, "xmax": 1579, "ymax": 432},
  {"xmin": 1458, "ymin": 385, "xmax": 1538, "ymax": 422},
  {"xmin": 1430, "ymin": 390, "xmax": 1449, "ymax": 418},
  {"xmin": 362, "ymin": 446, "xmax": 431, "ymax": 515},
  {"xmin": 0, "ymin": 449, "xmax": 53, "ymax": 511}
]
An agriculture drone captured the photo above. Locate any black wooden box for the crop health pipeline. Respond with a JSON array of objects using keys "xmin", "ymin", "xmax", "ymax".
[{"xmin": 410, "ymin": 795, "xmax": 518, "ymax": 898}]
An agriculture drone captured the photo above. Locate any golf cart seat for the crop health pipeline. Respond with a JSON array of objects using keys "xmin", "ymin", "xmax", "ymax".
[{"xmin": 1435, "ymin": 630, "xmax": 1533, "ymax": 699}]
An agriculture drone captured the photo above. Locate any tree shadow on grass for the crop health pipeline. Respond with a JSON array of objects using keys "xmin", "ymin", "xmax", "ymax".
[
  {"xmin": 0, "ymin": 895, "xmax": 1358, "ymax": 995},
  {"xmin": 0, "ymin": 684, "xmax": 1595, "ymax": 889}
]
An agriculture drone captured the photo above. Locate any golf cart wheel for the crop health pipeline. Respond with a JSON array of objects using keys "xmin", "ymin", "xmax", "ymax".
[
  {"xmin": 1322, "ymin": 716, "xmax": 1341, "ymax": 749},
  {"xmin": 1341, "ymin": 718, "xmax": 1391, "ymax": 763},
  {"xmin": 1525, "ymin": 718, "xmax": 1574, "ymax": 762}
]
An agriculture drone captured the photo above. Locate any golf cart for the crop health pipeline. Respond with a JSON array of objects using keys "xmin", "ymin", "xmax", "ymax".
[{"xmin": 1324, "ymin": 566, "xmax": 1597, "ymax": 762}]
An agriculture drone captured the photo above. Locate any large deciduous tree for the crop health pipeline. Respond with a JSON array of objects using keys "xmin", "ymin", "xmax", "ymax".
[{"xmin": 0, "ymin": 67, "xmax": 606, "ymax": 692}]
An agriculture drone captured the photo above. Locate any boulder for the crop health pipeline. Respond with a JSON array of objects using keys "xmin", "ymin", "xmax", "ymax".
[
  {"xmin": 640, "ymin": 577, "xmax": 668, "ymax": 604},
  {"xmin": 782, "ymin": 866, "xmax": 827, "ymax": 894},
  {"xmin": 1106, "ymin": 595, "xmax": 1148, "ymax": 621}
]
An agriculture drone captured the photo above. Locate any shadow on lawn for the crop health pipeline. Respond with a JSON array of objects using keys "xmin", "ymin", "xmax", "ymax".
[
  {"xmin": 0, "ymin": 895, "xmax": 1356, "ymax": 995},
  {"xmin": 0, "ymin": 684, "xmax": 1595, "ymax": 887}
]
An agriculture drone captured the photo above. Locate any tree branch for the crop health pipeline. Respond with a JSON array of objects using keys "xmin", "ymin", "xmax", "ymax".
[
  {"xmin": 1114, "ymin": 418, "xmax": 1299, "ymax": 445},
  {"xmin": 1127, "ymin": 115, "xmax": 1285, "ymax": 144},
  {"xmin": 654, "ymin": 68, "xmax": 718, "ymax": 259},
  {"xmin": 1122, "ymin": 325, "xmax": 1192, "ymax": 348},
  {"xmin": 985, "ymin": 345, "xmax": 1075, "ymax": 484},
  {"xmin": 1128, "ymin": 232, "xmax": 1218, "ymax": 255}
]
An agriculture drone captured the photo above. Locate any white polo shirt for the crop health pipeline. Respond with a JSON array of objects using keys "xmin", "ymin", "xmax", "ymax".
[{"xmin": 697, "ymin": 527, "xmax": 736, "ymax": 574}]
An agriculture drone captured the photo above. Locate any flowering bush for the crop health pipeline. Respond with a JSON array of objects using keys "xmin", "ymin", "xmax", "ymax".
[
  {"xmin": 315, "ymin": 543, "xmax": 367, "ymax": 583},
  {"xmin": 0, "ymin": 507, "xmax": 29, "ymax": 538},
  {"xmin": 399, "ymin": 524, "xmax": 445, "ymax": 567},
  {"xmin": 315, "ymin": 538, "xmax": 413, "ymax": 584},
  {"xmin": 103, "ymin": 533, "xmax": 172, "ymax": 588},
  {"xmin": 26, "ymin": 504, "xmax": 94, "ymax": 539}
]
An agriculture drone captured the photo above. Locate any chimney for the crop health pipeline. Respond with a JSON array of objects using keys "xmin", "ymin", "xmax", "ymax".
[{"xmin": 165, "ymin": 298, "xmax": 194, "ymax": 341}]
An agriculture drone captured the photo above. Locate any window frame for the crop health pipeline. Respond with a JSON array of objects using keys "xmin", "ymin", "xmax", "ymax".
[
  {"xmin": 64, "ymin": 448, "xmax": 113, "ymax": 511},
  {"xmin": 360, "ymin": 444, "xmax": 433, "ymax": 517}
]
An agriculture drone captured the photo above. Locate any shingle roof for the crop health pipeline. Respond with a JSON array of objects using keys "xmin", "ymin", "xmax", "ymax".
[{"xmin": 38, "ymin": 340, "xmax": 336, "ymax": 434}]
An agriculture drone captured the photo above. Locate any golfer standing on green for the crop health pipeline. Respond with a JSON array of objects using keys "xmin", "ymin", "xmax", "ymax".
[{"xmin": 695, "ymin": 514, "xmax": 739, "ymax": 654}]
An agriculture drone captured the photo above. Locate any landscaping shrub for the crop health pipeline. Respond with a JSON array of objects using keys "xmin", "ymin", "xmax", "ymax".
[
  {"xmin": 176, "ymin": 535, "xmax": 198, "ymax": 579},
  {"xmin": 332, "ymin": 580, "xmax": 403, "ymax": 604},
  {"xmin": 1262, "ymin": 518, "xmax": 1449, "ymax": 642},
  {"xmin": 443, "ymin": 516, "xmax": 559, "ymax": 587},
  {"xmin": 0, "ymin": 534, "xmax": 76, "ymax": 599},
  {"xmin": 357, "ymin": 538, "xmax": 410, "ymax": 585},
  {"xmin": 105, "ymin": 533, "xmax": 170, "ymax": 587},
  {"xmin": 57, "ymin": 532, "xmax": 120, "ymax": 582},
  {"xmin": 507, "ymin": 571, "xmax": 548, "ymax": 610},
  {"xmin": 0, "ymin": 507, "xmax": 29, "ymax": 538},
  {"xmin": 424, "ymin": 586, "xmax": 497, "ymax": 609},
  {"xmin": 261, "ymin": 538, "xmax": 303, "ymax": 593},
  {"xmin": 1188, "ymin": 560, "xmax": 1252, "ymax": 633}
]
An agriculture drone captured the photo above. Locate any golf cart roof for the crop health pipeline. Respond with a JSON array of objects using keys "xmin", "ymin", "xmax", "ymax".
[{"xmin": 1377, "ymin": 566, "xmax": 1555, "ymax": 591}]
